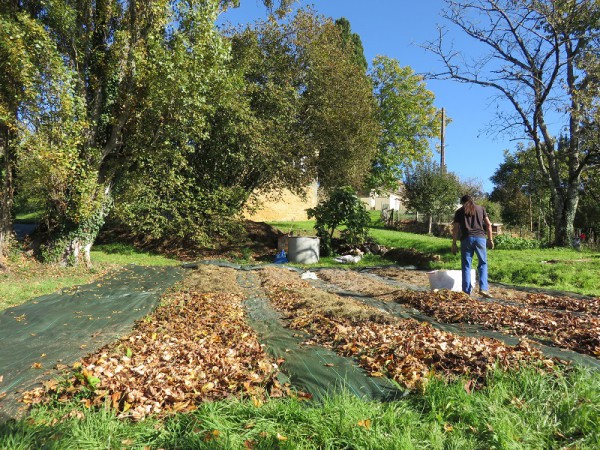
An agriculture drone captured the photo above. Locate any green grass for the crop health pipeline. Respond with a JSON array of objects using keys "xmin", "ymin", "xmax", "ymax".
[
  {"xmin": 14, "ymin": 211, "xmax": 42, "ymax": 223},
  {"xmin": 90, "ymin": 243, "xmax": 180, "ymax": 266},
  {"xmin": 2, "ymin": 365, "xmax": 598, "ymax": 449},
  {"xmin": 14, "ymin": 207, "xmax": 42, "ymax": 222},
  {"xmin": 268, "ymin": 220, "xmax": 317, "ymax": 236},
  {"xmin": 0, "ymin": 243, "xmax": 179, "ymax": 311},
  {"xmin": 269, "ymin": 219, "xmax": 600, "ymax": 296}
]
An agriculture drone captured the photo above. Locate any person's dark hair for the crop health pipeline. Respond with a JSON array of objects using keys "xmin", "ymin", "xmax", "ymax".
[{"xmin": 461, "ymin": 195, "xmax": 476, "ymax": 216}]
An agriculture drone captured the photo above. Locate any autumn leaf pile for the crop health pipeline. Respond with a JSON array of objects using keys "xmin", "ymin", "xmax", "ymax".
[
  {"xmin": 258, "ymin": 267, "xmax": 550, "ymax": 390},
  {"xmin": 24, "ymin": 288, "xmax": 283, "ymax": 420},
  {"xmin": 319, "ymin": 270, "xmax": 600, "ymax": 358},
  {"xmin": 519, "ymin": 292, "xmax": 600, "ymax": 315}
]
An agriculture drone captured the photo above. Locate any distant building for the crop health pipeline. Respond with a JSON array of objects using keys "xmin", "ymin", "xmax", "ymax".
[
  {"xmin": 243, "ymin": 181, "xmax": 319, "ymax": 222},
  {"xmin": 358, "ymin": 188, "xmax": 405, "ymax": 213}
]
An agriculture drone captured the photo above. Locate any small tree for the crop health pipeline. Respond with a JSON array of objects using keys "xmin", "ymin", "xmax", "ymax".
[
  {"xmin": 307, "ymin": 186, "xmax": 370, "ymax": 256},
  {"xmin": 403, "ymin": 161, "xmax": 461, "ymax": 234}
]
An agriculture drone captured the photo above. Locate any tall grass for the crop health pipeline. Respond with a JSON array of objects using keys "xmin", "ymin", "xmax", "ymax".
[{"xmin": 2, "ymin": 365, "xmax": 598, "ymax": 449}]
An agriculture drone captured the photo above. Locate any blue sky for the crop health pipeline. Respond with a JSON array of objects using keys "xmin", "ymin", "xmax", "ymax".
[{"xmin": 220, "ymin": 0, "xmax": 519, "ymax": 193}]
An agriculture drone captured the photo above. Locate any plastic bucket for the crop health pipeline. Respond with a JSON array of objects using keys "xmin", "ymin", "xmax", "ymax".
[
  {"xmin": 427, "ymin": 269, "xmax": 475, "ymax": 292},
  {"xmin": 287, "ymin": 236, "xmax": 320, "ymax": 264}
]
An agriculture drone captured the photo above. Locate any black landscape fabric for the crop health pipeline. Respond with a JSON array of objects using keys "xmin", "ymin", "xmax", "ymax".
[
  {"xmin": 238, "ymin": 270, "xmax": 406, "ymax": 402},
  {"xmin": 0, "ymin": 265, "xmax": 184, "ymax": 422}
]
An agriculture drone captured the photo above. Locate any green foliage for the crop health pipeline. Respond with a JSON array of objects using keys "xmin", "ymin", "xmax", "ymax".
[
  {"xmin": 307, "ymin": 186, "xmax": 370, "ymax": 255},
  {"xmin": 334, "ymin": 17, "xmax": 368, "ymax": 71},
  {"xmin": 490, "ymin": 145, "xmax": 552, "ymax": 235},
  {"xmin": 113, "ymin": 8, "xmax": 379, "ymax": 244},
  {"xmin": 301, "ymin": 12, "xmax": 380, "ymax": 191},
  {"xmin": 90, "ymin": 1, "xmax": 233, "ymax": 246},
  {"xmin": 576, "ymin": 166, "xmax": 600, "ymax": 235},
  {"xmin": 493, "ymin": 234, "xmax": 541, "ymax": 250},
  {"xmin": 478, "ymin": 198, "xmax": 501, "ymax": 224},
  {"xmin": 367, "ymin": 56, "xmax": 441, "ymax": 191},
  {"xmin": 403, "ymin": 160, "xmax": 461, "ymax": 228},
  {"xmin": 0, "ymin": 7, "xmax": 80, "ymax": 256}
]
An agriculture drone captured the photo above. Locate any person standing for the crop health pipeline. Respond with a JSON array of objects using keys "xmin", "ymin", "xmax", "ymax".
[{"xmin": 451, "ymin": 195, "xmax": 494, "ymax": 297}]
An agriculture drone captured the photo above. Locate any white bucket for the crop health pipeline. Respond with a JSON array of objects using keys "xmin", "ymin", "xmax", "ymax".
[
  {"xmin": 287, "ymin": 236, "xmax": 320, "ymax": 264},
  {"xmin": 427, "ymin": 269, "xmax": 475, "ymax": 292}
]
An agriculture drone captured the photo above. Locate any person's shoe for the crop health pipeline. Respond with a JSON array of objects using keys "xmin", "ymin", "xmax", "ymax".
[{"xmin": 479, "ymin": 290, "xmax": 493, "ymax": 299}]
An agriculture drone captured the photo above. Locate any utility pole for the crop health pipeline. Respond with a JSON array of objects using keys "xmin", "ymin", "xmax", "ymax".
[{"xmin": 440, "ymin": 108, "xmax": 446, "ymax": 173}]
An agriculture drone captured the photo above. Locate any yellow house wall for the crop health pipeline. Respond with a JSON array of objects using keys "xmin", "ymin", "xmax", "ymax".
[{"xmin": 244, "ymin": 182, "xmax": 319, "ymax": 222}]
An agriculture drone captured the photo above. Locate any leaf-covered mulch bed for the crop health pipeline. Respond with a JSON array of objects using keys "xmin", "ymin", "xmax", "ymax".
[
  {"xmin": 23, "ymin": 266, "xmax": 283, "ymax": 420},
  {"xmin": 22, "ymin": 264, "xmax": 591, "ymax": 421},
  {"xmin": 257, "ymin": 267, "xmax": 552, "ymax": 390},
  {"xmin": 368, "ymin": 267, "xmax": 600, "ymax": 314},
  {"xmin": 318, "ymin": 270, "xmax": 600, "ymax": 358}
]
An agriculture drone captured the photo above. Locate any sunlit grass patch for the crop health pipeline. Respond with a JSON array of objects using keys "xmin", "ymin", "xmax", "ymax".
[{"xmin": 3, "ymin": 365, "xmax": 599, "ymax": 449}]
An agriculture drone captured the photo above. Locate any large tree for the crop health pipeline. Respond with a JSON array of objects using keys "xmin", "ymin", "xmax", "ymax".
[
  {"xmin": 17, "ymin": 0, "xmax": 264, "ymax": 264},
  {"xmin": 300, "ymin": 13, "xmax": 380, "ymax": 191},
  {"xmin": 426, "ymin": 0, "xmax": 600, "ymax": 246},
  {"xmin": 368, "ymin": 56, "xmax": 442, "ymax": 191},
  {"xmin": 112, "ymin": 6, "xmax": 310, "ymax": 245},
  {"xmin": 111, "ymin": 10, "xmax": 379, "ymax": 244},
  {"xmin": 1, "ymin": 2, "xmax": 75, "ymax": 265},
  {"xmin": 8, "ymin": 0, "xmax": 295, "ymax": 265}
]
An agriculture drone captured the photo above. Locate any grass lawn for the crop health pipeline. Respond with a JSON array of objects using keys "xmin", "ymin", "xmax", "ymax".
[
  {"xmin": 2, "ymin": 365, "xmax": 599, "ymax": 449},
  {"xmin": 269, "ymin": 219, "xmax": 600, "ymax": 297}
]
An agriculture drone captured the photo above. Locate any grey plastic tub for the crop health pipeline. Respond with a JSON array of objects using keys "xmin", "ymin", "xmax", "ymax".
[{"xmin": 287, "ymin": 236, "xmax": 320, "ymax": 264}]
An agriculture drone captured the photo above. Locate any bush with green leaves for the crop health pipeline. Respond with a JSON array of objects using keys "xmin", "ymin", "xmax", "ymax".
[
  {"xmin": 307, "ymin": 187, "xmax": 370, "ymax": 256},
  {"xmin": 493, "ymin": 234, "xmax": 541, "ymax": 250}
]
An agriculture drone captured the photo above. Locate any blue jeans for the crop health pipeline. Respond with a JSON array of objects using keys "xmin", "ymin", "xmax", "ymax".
[{"xmin": 460, "ymin": 237, "xmax": 488, "ymax": 294}]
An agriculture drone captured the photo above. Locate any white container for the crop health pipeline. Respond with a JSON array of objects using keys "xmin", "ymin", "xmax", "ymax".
[
  {"xmin": 287, "ymin": 236, "xmax": 320, "ymax": 264},
  {"xmin": 427, "ymin": 269, "xmax": 475, "ymax": 292}
]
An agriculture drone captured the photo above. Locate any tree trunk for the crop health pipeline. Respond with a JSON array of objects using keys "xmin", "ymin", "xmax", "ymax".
[
  {"xmin": 0, "ymin": 123, "xmax": 15, "ymax": 267},
  {"xmin": 58, "ymin": 234, "xmax": 95, "ymax": 267},
  {"xmin": 427, "ymin": 215, "xmax": 433, "ymax": 234},
  {"xmin": 553, "ymin": 183, "xmax": 580, "ymax": 247},
  {"xmin": 45, "ymin": 185, "xmax": 112, "ymax": 267}
]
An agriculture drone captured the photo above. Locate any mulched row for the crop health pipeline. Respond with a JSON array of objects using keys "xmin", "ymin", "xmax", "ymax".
[
  {"xmin": 258, "ymin": 267, "xmax": 552, "ymax": 390},
  {"xmin": 318, "ymin": 270, "xmax": 600, "ymax": 358},
  {"xmin": 23, "ymin": 287, "xmax": 284, "ymax": 420}
]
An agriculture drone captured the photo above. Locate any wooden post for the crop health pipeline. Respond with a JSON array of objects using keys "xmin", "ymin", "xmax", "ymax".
[{"xmin": 440, "ymin": 108, "xmax": 446, "ymax": 173}]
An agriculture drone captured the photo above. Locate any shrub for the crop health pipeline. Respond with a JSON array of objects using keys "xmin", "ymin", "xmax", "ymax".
[
  {"xmin": 307, "ymin": 187, "xmax": 370, "ymax": 256},
  {"xmin": 494, "ymin": 234, "xmax": 541, "ymax": 250}
]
